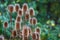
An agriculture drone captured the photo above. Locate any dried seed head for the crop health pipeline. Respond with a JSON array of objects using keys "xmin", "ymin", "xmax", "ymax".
[
  {"xmin": 8, "ymin": 5, "xmax": 14, "ymax": 13},
  {"xmin": 29, "ymin": 17, "xmax": 37, "ymax": 25},
  {"xmin": 24, "ymin": 28, "xmax": 28, "ymax": 37},
  {"xmin": 12, "ymin": 30, "xmax": 16, "ymax": 37},
  {"xmin": 36, "ymin": 33, "xmax": 40, "ymax": 40},
  {"xmin": 16, "ymin": 16, "xmax": 22, "ymax": 22},
  {"xmin": 22, "ymin": 25, "xmax": 29, "ymax": 37},
  {"xmin": 18, "ymin": 8, "xmax": 23, "ymax": 16},
  {"xmin": 15, "ymin": 4, "xmax": 20, "ymax": 12},
  {"xmin": 3, "ymin": 21, "xmax": 8, "ymax": 28},
  {"xmin": 32, "ymin": 32, "xmax": 37, "ymax": 39},
  {"xmin": 29, "ymin": 18, "xmax": 33, "ymax": 24},
  {"xmin": 22, "ymin": 3, "xmax": 28, "ymax": 12},
  {"xmin": 32, "ymin": 18, "xmax": 37, "ymax": 25},
  {"xmin": 35, "ymin": 27, "xmax": 40, "ymax": 34},
  {"xmin": 27, "ymin": 27, "xmax": 32, "ymax": 36},
  {"xmin": 25, "ymin": 11, "xmax": 30, "ymax": 20},
  {"xmin": 29, "ymin": 7, "xmax": 35, "ymax": 16},
  {"xmin": 15, "ymin": 22, "xmax": 21, "ymax": 30}
]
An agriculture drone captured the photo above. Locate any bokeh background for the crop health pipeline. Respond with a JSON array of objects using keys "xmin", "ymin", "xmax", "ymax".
[{"xmin": 0, "ymin": 0, "xmax": 60, "ymax": 40}]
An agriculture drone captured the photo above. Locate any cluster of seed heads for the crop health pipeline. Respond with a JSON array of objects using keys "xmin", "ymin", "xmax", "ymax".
[{"xmin": 3, "ymin": 3, "xmax": 40, "ymax": 40}]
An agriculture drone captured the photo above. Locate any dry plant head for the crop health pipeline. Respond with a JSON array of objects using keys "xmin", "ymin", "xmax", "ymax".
[
  {"xmin": 8, "ymin": 5, "xmax": 14, "ymax": 13},
  {"xmin": 3, "ymin": 21, "xmax": 8, "ymax": 28},
  {"xmin": 22, "ymin": 3, "xmax": 28, "ymax": 13},
  {"xmin": 18, "ymin": 8, "xmax": 23, "ymax": 16},
  {"xmin": 25, "ymin": 11, "xmax": 30, "ymax": 20},
  {"xmin": 12, "ymin": 30, "xmax": 17, "ymax": 37},
  {"xmin": 29, "ymin": 7, "xmax": 35, "ymax": 16},
  {"xmin": 15, "ymin": 4, "xmax": 20, "ymax": 12},
  {"xmin": 16, "ymin": 16, "xmax": 22, "ymax": 22}
]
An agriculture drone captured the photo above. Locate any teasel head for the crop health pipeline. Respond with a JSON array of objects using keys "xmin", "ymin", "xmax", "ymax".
[
  {"xmin": 22, "ymin": 25, "xmax": 29, "ymax": 37},
  {"xmin": 32, "ymin": 32, "xmax": 37, "ymax": 40},
  {"xmin": 35, "ymin": 27, "xmax": 40, "ymax": 34},
  {"xmin": 27, "ymin": 27, "xmax": 32, "ymax": 36},
  {"xmin": 32, "ymin": 17, "xmax": 37, "ymax": 25},
  {"xmin": 22, "ymin": 26, "xmax": 29, "ymax": 40},
  {"xmin": 15, "ymin": 4, "xmax": 20, "ymax": 12},
  {"xmin": 36, "ymin": 33, "xmax": 40, "ymax": 40},
  {"xmin": 16, "ymin": 16, "xmax": 22, "ymax": 22},
  {"xmin": 15, "ymin": 21, "xmax": 21, "ymax": 31},
  {"xmin": 8, "ymin": 4, "xmax": 14, "ymax": 13},
  {"xmin": 29, "ymin": 18, "xmax": 33, "ymax": 25},
  {"xmin": 18, "ymin": 8, "xmax": 23, "ymax": 17},
  {"xmin": 29, "ymin": 7, "xmax": 35, "ymax": 17},
  {"xmin": 12, "ymin": 30, "xmax": 17, "ymax": 37},
  {"xmin": 29, "ymin": 17, "xmax": 37, "ymax": 25},
  {"xmin": 3, "ymin": 21, "xmax": 8, "ymax": 28},
  {"xmin": 25, "ymin": 11, "xmax": 30, "ymax": 20},
  {"xmin": 22, "ymin": 3, "xmax": 28, "ymax": 13}
]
